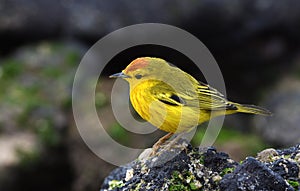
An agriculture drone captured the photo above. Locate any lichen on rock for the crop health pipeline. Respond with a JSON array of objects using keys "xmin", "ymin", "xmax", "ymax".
[{"xmin": 101, "ymin": 140, "xmax": 300, "ymax": 191}]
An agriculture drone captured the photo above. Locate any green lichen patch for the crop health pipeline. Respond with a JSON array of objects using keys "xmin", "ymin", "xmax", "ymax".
[
  {"xmin": 16, "ymin": 148, "xmax": 40, "ymax": 168},
  {"xmin": 169, "ymin": 170, "xmax": 202, "ymax": 191},
  {"xmin": 108, "ymin": 180, "xmax": 125, "ymax": 190},
  {"xmin": 287, "ymin": 179, "xmax": 299, "ymax": 190},
  {"xmin": 102, "ymin": 142, "xmax": 300, "ymax": 191},
  {"xmin": 220, "ymin": 167, "xmax": 235, "ymax": 177}
]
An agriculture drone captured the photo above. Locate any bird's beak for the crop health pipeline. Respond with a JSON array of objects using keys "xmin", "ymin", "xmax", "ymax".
[{"xmin": 109, "ymin": 72, "xmax": 131, "ymax": 78}]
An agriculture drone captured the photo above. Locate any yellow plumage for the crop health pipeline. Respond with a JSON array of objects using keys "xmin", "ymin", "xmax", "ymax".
[{"xmin": 110, "ymin": 57, "xmax": 271, "ymax": 134}]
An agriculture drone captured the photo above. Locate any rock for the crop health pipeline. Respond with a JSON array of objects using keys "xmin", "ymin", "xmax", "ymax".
[
  {"xmin": 257, "ymin": 148, "xmax": 278, "ymax": 163},
  {"xmin": 220, "ymin": 157, "xmax": 293, "ymax": 191},
  {"xmin": 2, "ymin": 1, "xmax": 300, "ymax": 102},
  {"xmin": 101, "ymin": 139, "xmax": 237, "ymax": 191},
  {"xmin": 0, "ymin": 0, "xmax": 205, "ymax": 42},
  {"xmin": 269, "ymin": 158, "xmax": 299, "ymax": 179},
  {"xmin": 101, "ymin": 141, "xmax": 300, "ymax": 191},
  {"xmin": 2, "ymin": 1, "xmax": 300, "ymax": 42},
  {"xmin": 254, "ymin": 77, "xmax": 300, "ymax": 146}
]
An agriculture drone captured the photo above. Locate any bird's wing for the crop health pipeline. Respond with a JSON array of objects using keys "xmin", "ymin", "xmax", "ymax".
[
  {"xmin": 150, "ymin": 80, "xmax": 237, "ymax": 111},
  {"xmin": 149, "ymin": 82, "xmax": 187, "ymax": 106},
  {"xmin": 196, "ymin": 81, "xmax": 237, "ymax": 110}
]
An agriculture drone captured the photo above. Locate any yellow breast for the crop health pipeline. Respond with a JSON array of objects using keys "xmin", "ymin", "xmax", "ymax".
[{"xmin": 129, "ymin": 82, "xmax": 202, "ymax": 133}]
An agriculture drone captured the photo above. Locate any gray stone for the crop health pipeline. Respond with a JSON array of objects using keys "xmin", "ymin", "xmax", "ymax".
[
  {"xmin": 254, "ymin": 78, "xmax": 300, "ymax": 146},
  {"xmin": 101, "ymin": 140, "xmax": 300, "ymax": 190}
]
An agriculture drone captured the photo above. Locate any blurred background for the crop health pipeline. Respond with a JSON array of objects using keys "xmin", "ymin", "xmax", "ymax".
[{"xmin": 1, "ymin": 0, "xmax": 300, "ymax": 190}]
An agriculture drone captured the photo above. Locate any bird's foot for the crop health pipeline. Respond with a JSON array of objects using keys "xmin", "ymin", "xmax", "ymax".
[
  {"xmin": 150, "ymin": 132, "xmax": 187, "ymax": 156},
  {"xmin": 160, "ymin": 133, "xmax": 186, "ymax": 151},
  {"xmin": 150, "ymin": 132, "xmax": 174, "ymax": 156}
]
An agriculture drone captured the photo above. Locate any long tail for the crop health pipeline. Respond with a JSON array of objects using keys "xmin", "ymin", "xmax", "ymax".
[{"xmin": 234, "ymin": 103, "xmax": 272, "ymax": 116}]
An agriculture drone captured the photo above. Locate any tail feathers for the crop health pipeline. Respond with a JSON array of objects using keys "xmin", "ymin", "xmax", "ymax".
[{"xmin": 235, "ymin": 103, "xmax": 272, "ymax": 116}]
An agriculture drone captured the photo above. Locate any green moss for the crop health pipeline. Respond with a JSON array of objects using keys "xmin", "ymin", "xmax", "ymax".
[
  {"xmin": 199, "ymin": 155, "xmax": 205, "ymax": 164},
  {"xmin": 133, "ymin": 181, "xmax": 144, "ymax": 191},
  {"xmin": 0, "ymin": 59, "xmax": 23, "ymax": 79},
  {"xmin": 95, "ymin": 92, "xmax": 107, "ymax": 108},
  {"xmin": 287, "ymin": 179, "xmax": 299, "ymax": 189},
  {"xmin": 108, "ymin": 180, "xmax": 125, "ymax": 190},
  {"xmin": 62, "ymin": 97, "xmax": 72, "ymax": 109},
  {"xmin": 220, "ymin": 167, "xmax": 235, "ymax": 177},
  {"xmin": 189, "ymin": 182, "xmax": 198, "ymax": 190},
  {"xmin": 41, "ymin": 66, "xmax": 63, "ymax": 78},
  {"xmin": 14, "ymin": 85, "xmax": 47, "ymax": 126},
  {"xmin": 284, "ymin": 154, "xmax": 291, "ymax": 159},
  {"xmin": 16, "ymin": 148, "xmax": 40, "ymax": 168},
  {"xmin": 0, "ymin": 42, "xmax": 81, "ymax": 155},
  {"xmin": 65, "ymin": 51, "xmax": 81, "ymax": 66},
  {"xmin": 169, "ymin": 171, "xmax": 187, "ymax": 191},
  {"xmin": 36, "ymin": 120, "xmax": 60, "ymax": 147},
  {"xmin": 108, "ymin": 123, "xmax": 129, "ymax": 144},
  {"xmin": 169, "ymin": 171, "xmax": 202, "ymax": 191}
]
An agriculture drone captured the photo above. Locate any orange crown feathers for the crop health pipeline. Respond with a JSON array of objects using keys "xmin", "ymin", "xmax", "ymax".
[{"xmin": 124, "ymin": 57, "xmax": 149, "ymax": 73}]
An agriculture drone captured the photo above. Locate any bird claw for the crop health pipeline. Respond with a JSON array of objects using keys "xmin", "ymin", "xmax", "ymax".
[{"xmin": 149, "ymin": 132, "xmax": 187, "ymax": 156}]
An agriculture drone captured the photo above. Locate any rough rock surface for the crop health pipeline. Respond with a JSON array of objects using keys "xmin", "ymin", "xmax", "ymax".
[{"xmin": 101, "ymin": 140, "xmax": 300, "ymax": 191}]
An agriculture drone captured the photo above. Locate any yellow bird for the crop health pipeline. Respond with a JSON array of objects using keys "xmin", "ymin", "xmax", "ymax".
[{"xmin": 110, "ymin": 57, "xmax": 271, "ymax": 149}]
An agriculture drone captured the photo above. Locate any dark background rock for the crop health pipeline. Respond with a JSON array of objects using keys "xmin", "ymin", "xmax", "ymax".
[
  {"xmin": 255, "ymin": 77, "xmax": 300, "ymax": 147},
  {"xmin": 2, "ymin": 0, "xmax": 300, "ymax": 100}
]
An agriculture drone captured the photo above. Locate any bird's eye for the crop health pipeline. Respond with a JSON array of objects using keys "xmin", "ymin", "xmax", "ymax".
[{"xmin": 135, "ymin": 74, "xmax": 143, "ymax": 79}]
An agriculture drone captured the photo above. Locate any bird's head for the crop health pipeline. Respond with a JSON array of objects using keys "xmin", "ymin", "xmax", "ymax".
[{"xmin": 110, "ymin": 57, "xmax": 169, "ymax": 85}]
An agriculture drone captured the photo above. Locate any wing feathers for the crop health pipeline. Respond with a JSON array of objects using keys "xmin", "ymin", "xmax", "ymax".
[{"xmin": 150, "ymin": 79, "xmax": 236, "ymax": 111}]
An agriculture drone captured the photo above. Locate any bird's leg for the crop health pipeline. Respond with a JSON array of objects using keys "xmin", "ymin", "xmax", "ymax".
[
  {"xmin": 162, "ymin": 132, "xmax": 186, "ymax": 151},
  {"xmin": 151, "ymin": 132, "xmax": 174, "ymax": 156}
]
